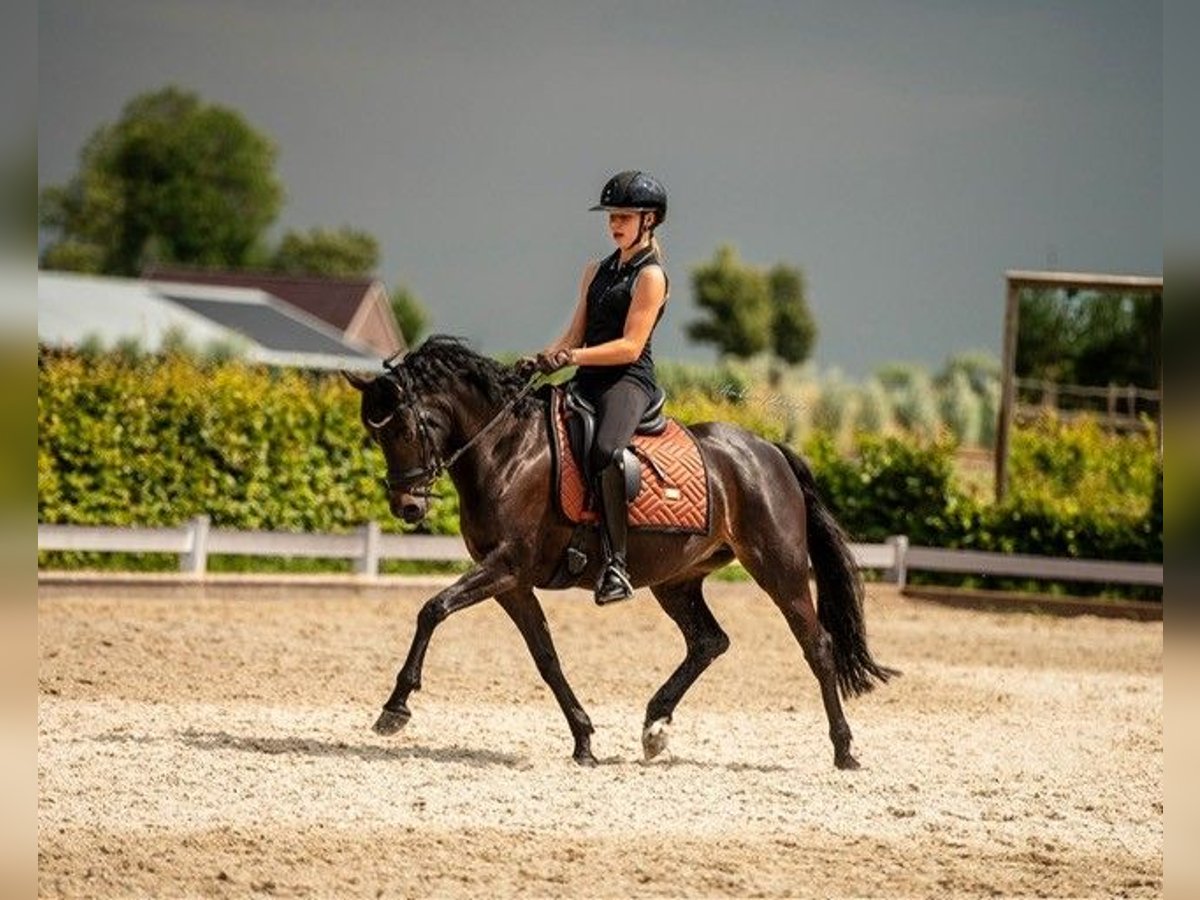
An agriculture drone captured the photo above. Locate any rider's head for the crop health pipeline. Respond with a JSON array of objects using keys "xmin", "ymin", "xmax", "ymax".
[{"xmin": 590, "ymin": 170, "xmax": 667, "ymax": 251}]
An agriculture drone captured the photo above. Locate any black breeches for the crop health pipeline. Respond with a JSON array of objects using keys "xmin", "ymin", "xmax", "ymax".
[{"xmin": 587, "ymin": 379, "xmax": 652, "ymax": 478}]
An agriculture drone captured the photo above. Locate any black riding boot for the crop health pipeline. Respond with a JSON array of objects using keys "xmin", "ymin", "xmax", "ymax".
[{"xmin": 594, "ymin": 458, "xmax": 634, "ymax": 605}]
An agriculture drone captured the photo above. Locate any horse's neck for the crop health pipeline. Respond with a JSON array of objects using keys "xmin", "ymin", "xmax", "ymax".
[
  {"xmin": 438, "ymin": 388, "xmax": 508, "ymax": 449},
  {"xmin": 443, "ymin": 392, "xmax": 546, "ymax": 501}
]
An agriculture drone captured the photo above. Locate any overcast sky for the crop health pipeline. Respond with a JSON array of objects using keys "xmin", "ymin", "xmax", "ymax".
[{"xmin": 38, "ymin": 0, "xmax": 1162, "ymax": 375}]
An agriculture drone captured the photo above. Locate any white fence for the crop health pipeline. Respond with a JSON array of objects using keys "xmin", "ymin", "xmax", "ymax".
[{"xmin": 37, "ymin": 517, "xmax": 1162, "ymax": 588}]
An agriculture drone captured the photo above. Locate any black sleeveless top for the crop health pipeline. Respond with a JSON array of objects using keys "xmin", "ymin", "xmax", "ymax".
[{"xmin": 573, "ymin": 245, "xmax": 667, "ymax": 400}]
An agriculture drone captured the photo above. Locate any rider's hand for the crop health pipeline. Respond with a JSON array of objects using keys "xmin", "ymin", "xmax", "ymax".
[{"xmin": 536, "ymin": 348, "xmax": 575, "ymax": 374}]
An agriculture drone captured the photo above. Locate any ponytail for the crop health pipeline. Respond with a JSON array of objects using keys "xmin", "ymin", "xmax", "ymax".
[{"xmin": 649, "ymin": 232, "xmax": 668, "ymax": 298}]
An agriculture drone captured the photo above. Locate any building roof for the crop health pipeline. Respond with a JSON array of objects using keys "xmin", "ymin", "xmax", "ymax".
[
  {"xmin": 143, "ymin": 267, "xmax": 378, "ymax": 331},
  {"xmin": 38, "ymin": 271, "xmax": 380, "ymax": 371}
]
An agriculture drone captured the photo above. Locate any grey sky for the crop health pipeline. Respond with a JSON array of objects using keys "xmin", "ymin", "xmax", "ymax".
[{"xmin": 38, "ymin": 0, "xmax": 1162, "ymax": 375}]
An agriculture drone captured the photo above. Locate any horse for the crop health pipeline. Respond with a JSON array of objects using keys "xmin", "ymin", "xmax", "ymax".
[{"xmin": 343, "ymin": 335, "xmax": 896, "ymax": 769}]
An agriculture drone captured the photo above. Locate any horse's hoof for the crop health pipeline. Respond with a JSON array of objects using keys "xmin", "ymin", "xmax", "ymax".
[
  {"xmin": 642, "ymin": 718, "xmax": 670, "ymax": 760},
  {"xmin": 573, "ymin": 750, "xmax": 599, "ymax": 767},
  {"xmin": 835, "ymin": 752, "xmax": 861, "ymax": 770},
  {"xmin": 373, "ymin": 706, "xmax": 411, "ymax": 736}
]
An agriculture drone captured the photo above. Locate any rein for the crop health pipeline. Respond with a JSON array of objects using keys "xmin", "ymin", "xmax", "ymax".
[{"xmin": 372, "ymin": 366, "xmax": 541, "ymax": 496}]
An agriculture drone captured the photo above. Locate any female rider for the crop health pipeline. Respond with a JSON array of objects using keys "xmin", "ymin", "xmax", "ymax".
[{"xmin": 526, "ymin": 170, "xmax": 669, "ymax": 605}]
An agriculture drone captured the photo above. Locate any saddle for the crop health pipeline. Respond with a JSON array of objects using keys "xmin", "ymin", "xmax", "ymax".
[
  {"xmin": 548, "ymin": 384, "xmax": 710, "ymax": 534},
  {"xmin": 562, "ymin": 381, "xmax": 668, "ymax": 494}
]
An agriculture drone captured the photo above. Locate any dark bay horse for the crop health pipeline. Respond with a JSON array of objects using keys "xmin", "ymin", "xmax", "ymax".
[{"xmin": 344, "ymin": 336, "xmax": 895, "ymax": 769}]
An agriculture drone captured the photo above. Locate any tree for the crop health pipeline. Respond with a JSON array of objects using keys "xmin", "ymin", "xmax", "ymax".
[
  {"xmin": 1015, "ymin": 289, "xmax": 1073, "ymax": 382},
  {"xmin": 1016, "ymin": 288, "xmax": 1160, "ymax": 389},
  {"xmin": 390, "ymin": 285, "xmax": 429, "ymax": 345},
  {"xmin": 1, "ymin": 141, "xmax": 36, "ymax": 248},
  {"xmin": 685, "ymin": 245, "xmax": 772, "ymax": 358},
  {"xmin": 39, "ymin": 86, "xmax": 283, "ymax": 275},
  {"xmin": 686, "ymin": 246, "xmax": 818, "ymax": 365},
  {"xmin": 270, "ymin": 226, "xmax": 379, "ymax": 277},
  {"xmin": 767, "ymin": 263, "xmax": 817, "ymax": 365}
]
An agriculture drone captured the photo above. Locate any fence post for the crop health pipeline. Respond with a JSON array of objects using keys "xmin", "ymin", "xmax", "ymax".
[
  {"xmin": 355, "ymin": 521, "xmax": 381, "ymax": 577},
  {"xmin": 181, "ymin": 515, "xmax": 210, "ymax": 576},
  {"xmin": 886, "ymin": 535, "xmax": 909, "ymax": 590}
]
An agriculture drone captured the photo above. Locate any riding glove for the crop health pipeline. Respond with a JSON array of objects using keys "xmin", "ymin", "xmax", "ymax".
[{"xmin": 535, "ymin": 349, "xmax": 575, "ymax": 374}]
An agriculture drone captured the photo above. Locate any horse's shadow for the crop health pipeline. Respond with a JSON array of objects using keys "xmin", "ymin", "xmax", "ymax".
[
  {"xmin": 648, "ymin": 755, "xmax": 790, "ymax": 774},
  {"xmin": 176, "ymin": 729, "xmax": 529, "ymax": 769},
  {"xmin": 94, "ymin": 728, "xmax": 792, "ymax": 773}
]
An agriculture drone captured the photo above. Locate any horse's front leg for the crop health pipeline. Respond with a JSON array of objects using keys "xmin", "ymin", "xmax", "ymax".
[
  {"xmin": 495, "ymin": 588, "xmax": 597, "ymax": 766},
  {"xmin": 373, "ymin": 550, "xmax": 518, "ymax": 736}
]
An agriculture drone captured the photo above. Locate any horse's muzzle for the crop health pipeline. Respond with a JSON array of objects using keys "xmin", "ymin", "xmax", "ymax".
[{"xmin": 391, "ymin": 493, "xmax": 427, "ymax": 524}]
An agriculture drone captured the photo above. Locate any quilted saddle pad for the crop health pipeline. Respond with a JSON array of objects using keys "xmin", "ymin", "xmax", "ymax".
[{"xmin": 548, "ymin": 388, "xmax": 711, "ymax": 534}]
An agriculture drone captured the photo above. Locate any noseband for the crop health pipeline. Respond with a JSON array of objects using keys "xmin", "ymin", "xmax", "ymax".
[{"xmin": 367, "ymin": 368, "xmax": 444, "ymax": 498}]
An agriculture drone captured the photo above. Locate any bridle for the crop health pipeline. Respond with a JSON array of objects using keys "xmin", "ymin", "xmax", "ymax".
[{"xmin": 367, "ymin": 361, "xmax": 539, "ymax": 498}]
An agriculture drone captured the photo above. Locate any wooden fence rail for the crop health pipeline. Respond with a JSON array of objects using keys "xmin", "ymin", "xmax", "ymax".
[{"xmin": 37, "ymin": 518, "xmax": 1162, "ymax": 588}]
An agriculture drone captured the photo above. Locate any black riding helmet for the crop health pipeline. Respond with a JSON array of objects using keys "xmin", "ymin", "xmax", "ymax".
[{"xmin": 589, "ymin": 170, "xmax": 667, "ymax": 227}]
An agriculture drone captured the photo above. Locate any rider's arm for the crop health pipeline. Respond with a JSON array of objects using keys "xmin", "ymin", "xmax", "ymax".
[
  {"xmin": 570, "ymin": 265, "xmax": 666, "ymax": 367},
  {"xmin": 543, "ymin": 261, "xmax": 597, "ymax": 354}
]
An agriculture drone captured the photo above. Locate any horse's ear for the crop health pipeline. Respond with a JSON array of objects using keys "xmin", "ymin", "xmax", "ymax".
[{"xmin": 342, "ymin": 370, "xmax": 374, "ymax": 392}]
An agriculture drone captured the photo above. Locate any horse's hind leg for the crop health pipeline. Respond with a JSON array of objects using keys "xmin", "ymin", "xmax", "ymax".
[
  {"xmin": 495, "ymin": 588, "xmax": 597, "ymax": 766},
  {"xmin": 735, "ymin": 547, "xmax": 859, "ymax": 769},
  {"xmin": 643, "ymin": 576, "xmax": 730, "ymax": 760}
]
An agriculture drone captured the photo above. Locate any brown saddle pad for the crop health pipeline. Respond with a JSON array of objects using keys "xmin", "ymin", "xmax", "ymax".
[{"xmin": 548, "ymin": 388, "xmax": 711, "ymax": 534}]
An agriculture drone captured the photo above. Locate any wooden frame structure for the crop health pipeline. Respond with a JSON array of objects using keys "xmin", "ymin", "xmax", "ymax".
[{"xmin": 994, "ymin": 270, "xmax": 1163, "ymax": 500}]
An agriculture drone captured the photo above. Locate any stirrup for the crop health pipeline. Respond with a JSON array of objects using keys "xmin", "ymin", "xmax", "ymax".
[{"xmin": 595, "ymin": 561, "xmax": 633, "ymax": 605}]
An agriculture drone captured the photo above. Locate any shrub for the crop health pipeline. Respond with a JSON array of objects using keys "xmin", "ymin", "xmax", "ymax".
[
  {"xmin": 39, "ymin": 349, "xmax": 1161, "ymax": 593},
  {"xmin": 1006, "ymin": 414, "xmax": 1158, "ymax": 520},
  {"xmin": 801, "ymin": 423, "xmax": 1161, "ymax": 597},
  {"xmin": 656, "ymin": 359, "xmax": 749, "ymax": 405},
  {"xmin": 803, "ymin": 431, "xmax": 968, "ymax": 545},
  {"xmin": 809, "ymin": 371, "xmax": 856, "ymax": 442},
  {"xmin": 854, "ymin": 377, "xmax": 893, "ymax": 434},
  {"xmin": 938, "ymin": 370, "xmax": 983, "ymax": 446},
  {"xmin": 876, "ymin": 363, "xmax": 941, "ymax": 437},
  {"xmin": 37, "ymin": 348, "xmax": 455, "ymax": 569}
]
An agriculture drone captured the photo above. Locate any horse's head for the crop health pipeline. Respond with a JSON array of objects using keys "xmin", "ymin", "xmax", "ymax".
[{"xmin": 343, "ymin": 369, "xmax": 444, "ymax": 524}]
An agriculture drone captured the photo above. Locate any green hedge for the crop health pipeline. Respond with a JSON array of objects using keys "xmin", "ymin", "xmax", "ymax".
[
  {"xmin": 802, "ymin": 425, "xmax": 1161, "ymax": 599},
  {"xmin": 37, "ymin": 348, "xmax": 460, "ymax": 570},
  {"xmin": 38, "ymin": 349, "xmax": 1161, "ymax": 597}
]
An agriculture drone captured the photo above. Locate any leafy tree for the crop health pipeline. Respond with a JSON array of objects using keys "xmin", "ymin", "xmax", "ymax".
[
  {"xmin": 685, "ymin": 245, "xmax": 772, "ymax": 358},
  {"xmin": 768, "ymin": 264, "xmax": 817, "ymax": 365},
  {"xmin": 390, "ymin": 285, "xmax": 429, "ymax": 345},
  {"xmin": 39, "ymin": 240, "xmax": 105, "ymax": 274},
  {"xmin": 1015, "ymin": 289, "xmax": 1073, "ymax": 382},
  {"xmin": 2, "ymin": 141, "xmax": 36, "ymax": 247},
  {"xmin": 1016, "ymin": 288, "xmax": 1160, "ymax": 389},
  {"xmin": 686, "ymin": 246, "xmax": 817, "ymax": 364},
  {"xmin": 39, "ymin": 86, "xmax": 283, "ymax": 275},
  {"xmin": 270, "ymin": 226, "xmax": 379, "ymax": 277}
]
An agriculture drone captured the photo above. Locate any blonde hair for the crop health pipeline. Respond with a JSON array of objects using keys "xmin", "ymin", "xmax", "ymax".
[
  {"xmin": 648, "ymin": 232, "xmax": 668, "ymax": 298},
  {"xmin": 648, "ymin": 216, "xmax": 665, "ymax": 261}
]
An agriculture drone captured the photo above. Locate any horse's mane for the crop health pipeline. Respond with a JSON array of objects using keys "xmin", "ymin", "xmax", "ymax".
[{"xmin": 394, "ymin": 335, "xmax": 544, "ymax": 416}]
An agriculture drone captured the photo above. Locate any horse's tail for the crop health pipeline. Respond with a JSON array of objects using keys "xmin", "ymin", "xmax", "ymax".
[{"xmin": 775, "ymin": 442, "xmax": 899, "ymax": 698}]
